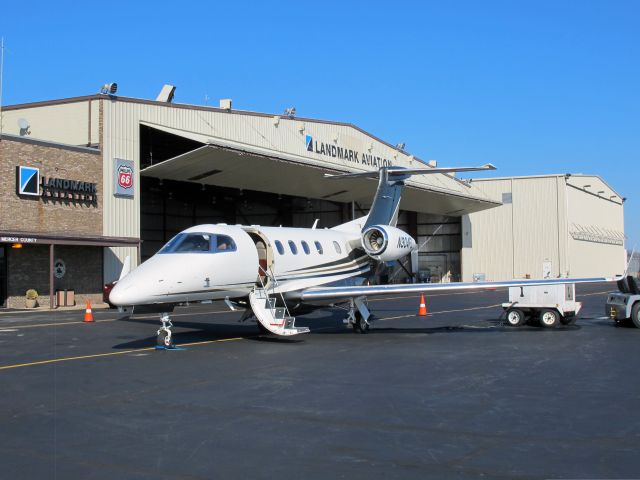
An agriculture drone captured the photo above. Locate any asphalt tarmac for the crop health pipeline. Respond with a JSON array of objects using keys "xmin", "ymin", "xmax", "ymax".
[{"xmin": 0, "ymin": 283, "xmax": 638, "ymax": 479}]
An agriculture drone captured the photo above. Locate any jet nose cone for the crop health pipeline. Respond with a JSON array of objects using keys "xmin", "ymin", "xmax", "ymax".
[{"xmin": 109, "ymin": 281, "xmax": 133, "ymax": 306}]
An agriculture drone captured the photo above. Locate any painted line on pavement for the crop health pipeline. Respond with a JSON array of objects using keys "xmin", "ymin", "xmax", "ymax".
[
  {"xmin": 377, "ymin": 303, "xmax": 502, "ymax": 322},
  {"xmin": 1, "ymin": 309, "xmax": 235, "ymax": 330},
  {"xmin": 0, "ymin": 337, "xmax": 244, "ymax": 371}
]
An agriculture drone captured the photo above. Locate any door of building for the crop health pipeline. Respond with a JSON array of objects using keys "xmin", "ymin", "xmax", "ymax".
[{"xmin": 0, "ymin": 246, "xmax": 6, "ymax": 307}]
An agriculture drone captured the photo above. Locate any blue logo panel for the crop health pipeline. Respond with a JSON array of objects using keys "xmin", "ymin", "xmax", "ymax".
[
  {"xmin": 17, "ymin": 166, "xmax": 40, "ymax": 196},
  {"xmin": 305, "ymin": 135, "xmax": 313, "ymax": 152}
]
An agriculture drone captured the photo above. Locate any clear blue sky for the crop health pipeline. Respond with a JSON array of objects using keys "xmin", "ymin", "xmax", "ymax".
[{"xmin": 1, "ymin": 1, "xmax": 638, "ymax": 248}]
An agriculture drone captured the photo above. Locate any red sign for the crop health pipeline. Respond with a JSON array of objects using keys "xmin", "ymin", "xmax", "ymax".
[{"xmin": 117, "ymin": 165, "xmax": 133, "ymax": 189}]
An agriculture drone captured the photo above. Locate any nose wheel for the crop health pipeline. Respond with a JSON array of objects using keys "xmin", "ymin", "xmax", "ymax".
[{"xmin": 157, "ymin": 313, "xmax": 175, "ymax": 349}]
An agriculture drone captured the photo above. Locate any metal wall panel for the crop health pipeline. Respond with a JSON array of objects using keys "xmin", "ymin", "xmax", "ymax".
[
  {"xmin": 2, "ymin": 101, "xmax": 92, "ymax": 145},
  {"xmin": 566, "ymin": 178, "xmax": 625, "ymax": 277},
  {"xmin": 461, "ymin": 179, "xmax": 514, "ymax": 281},
  {"xmin": 462, "ymin": 175, "xmax": 625, "ymax": 281}
]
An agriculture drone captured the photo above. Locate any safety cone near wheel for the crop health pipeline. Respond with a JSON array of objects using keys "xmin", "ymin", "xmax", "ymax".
[
  {"xmin": 418, "ymin": 294, "xmax": 428, "ymax": 317},
  {"xmin": 84, "ymin": 299, "xmax": 94, "ymax": 323}
]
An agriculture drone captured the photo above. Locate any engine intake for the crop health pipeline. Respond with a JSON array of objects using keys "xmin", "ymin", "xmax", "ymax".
[{"xmin": 361, "ymin": 225, "xmax": 416, "ymax": 262}]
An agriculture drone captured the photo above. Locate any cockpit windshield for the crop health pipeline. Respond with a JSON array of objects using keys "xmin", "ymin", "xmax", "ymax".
[{"xmin": 158, "ymin": 233, "xmax": 237, "ymax": 254}]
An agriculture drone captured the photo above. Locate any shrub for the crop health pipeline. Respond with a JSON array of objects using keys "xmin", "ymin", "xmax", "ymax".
[{"xmin": 26, "ymin": 289, "xmax": 39, "ymax": 300}]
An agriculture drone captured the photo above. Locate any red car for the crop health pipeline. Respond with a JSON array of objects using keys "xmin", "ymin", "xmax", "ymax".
[{"xmin": 103, "ymin": 281, "xmax": 118, "ymax": 308}]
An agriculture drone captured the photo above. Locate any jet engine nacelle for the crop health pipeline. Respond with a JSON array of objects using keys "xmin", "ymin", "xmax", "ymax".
[{"xmin": 361, "ymin": 225, "xmax": 416, "ymax": 262}]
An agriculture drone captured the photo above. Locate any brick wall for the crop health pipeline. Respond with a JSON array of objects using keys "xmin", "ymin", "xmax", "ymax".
[
  {"xmin": 0, "ymin": 137, "xmax": 103, "ymax": 235},
  {"xmin": 6, "ymin": 245, "xmax": 103, "ymax": 308}
]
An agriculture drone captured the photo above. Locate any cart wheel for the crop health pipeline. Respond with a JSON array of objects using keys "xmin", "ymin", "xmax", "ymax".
[
  {"xmin": 631, "ymin": 302, "xmax": 640, "ymax": 329},
  {"xmin": 539, "ymin": 309, "xmax": 560, "ymax": 328},
  {"xmin": 506, "ymin": 308, "xmax": 526, "ymax": 327}
]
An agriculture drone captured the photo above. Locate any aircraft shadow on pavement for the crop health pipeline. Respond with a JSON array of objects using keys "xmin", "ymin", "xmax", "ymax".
[
  {"xmin": 113, "ymin": 314, "xmax": 310, "ymax": 349},
  {"xmin": 111, "ymin": 312, "xmax": 583, "ymax": 349}
]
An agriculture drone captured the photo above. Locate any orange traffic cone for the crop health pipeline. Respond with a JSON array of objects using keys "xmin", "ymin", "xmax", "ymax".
[
  {"xmin": 418, "ymin": 294, "xmax": 428, "ymax": 317},
  {"xmin": 84, "ymin": 299, "xmax": 94, "ymax": 323}
]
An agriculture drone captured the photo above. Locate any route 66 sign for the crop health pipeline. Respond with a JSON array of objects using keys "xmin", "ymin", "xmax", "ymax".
[{"xmin": 114, "ymin": 159, "xmax": 134, "ymax": 197}]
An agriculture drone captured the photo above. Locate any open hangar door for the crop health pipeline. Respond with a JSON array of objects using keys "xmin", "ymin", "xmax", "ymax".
[
  {"xmin": 139, "ymin": 126, "xmax": 347, "ymax": 260},
  {"xmin": 138, "ymin": 126, "xmax": 493, "ymax": 270}
]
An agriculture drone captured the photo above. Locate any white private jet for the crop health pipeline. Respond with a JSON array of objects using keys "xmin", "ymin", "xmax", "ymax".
[{"xmin": 109, "ymin": 165, "xmax": 610, "ymax": 347}]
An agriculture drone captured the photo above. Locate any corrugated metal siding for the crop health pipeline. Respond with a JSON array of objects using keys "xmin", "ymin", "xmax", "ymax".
[
  {"xmin": 511, "ymin": 177, "xmax": 561, "ymax": 278},
  {"xmin": 463, "ymin": 175, "xmax": 625, "ymax": 281},
  {"xmin": 461, "ymin": 179, "xmax": 514, "ymax": 281},
  {"xmin": 566, "ymin": 177, "xmax": 625, "ymax": 277}
]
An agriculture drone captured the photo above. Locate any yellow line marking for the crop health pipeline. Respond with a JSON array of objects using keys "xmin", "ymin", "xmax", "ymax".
[
  {"xmin": 1, "ymin": 309, "xmax": 234, "ymax": 330},
  {"xmin": 0, "ymin": 337, "xmax": 243, "ymax": 371},
  {"xmin": 377, "ymin": 304, "xmax": 502, "ymax": 322}
]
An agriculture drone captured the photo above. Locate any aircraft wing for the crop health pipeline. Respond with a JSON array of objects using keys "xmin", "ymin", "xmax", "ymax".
[{"xmin": 299, "ymin": 277, "xmax": 613, "ymax": 302}]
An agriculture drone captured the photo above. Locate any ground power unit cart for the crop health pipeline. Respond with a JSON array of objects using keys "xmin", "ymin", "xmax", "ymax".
[{"xmin": 503, "ymin": 283, "xmax": 581, "ymax": 328}]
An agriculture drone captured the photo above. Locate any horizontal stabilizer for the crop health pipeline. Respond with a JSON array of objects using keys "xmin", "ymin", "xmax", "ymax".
[{"xmin": 324, "ymin": 164, "xmax": 496, "ymax": 179}]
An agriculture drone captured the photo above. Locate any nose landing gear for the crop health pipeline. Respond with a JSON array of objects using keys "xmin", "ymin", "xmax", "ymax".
[{"xmin": 157, "ymin": 312, "xmax": 175, "ymax": 349}]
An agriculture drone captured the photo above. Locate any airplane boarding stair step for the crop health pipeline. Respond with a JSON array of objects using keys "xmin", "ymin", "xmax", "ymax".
[{"xmin": 249, "ymin": 287, "xmax": 310, "ymax": 336}]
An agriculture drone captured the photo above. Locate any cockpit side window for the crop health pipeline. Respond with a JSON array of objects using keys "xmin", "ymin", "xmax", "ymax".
[
  {"xmin": 158, "ymin": 233, "xmax": 212, "ymax": 253},
  {"xmin": 215, "ymin": 235, "xmax": 237, "ymax": 253},
  {"xmin": 158, "ymin": 233, "xmax": 236, "ymax": 254}
]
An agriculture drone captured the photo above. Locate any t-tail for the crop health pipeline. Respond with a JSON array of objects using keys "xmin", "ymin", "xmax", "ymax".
[{"xmin": 327, "ymin": 163, "xmax": 496, "ymax": 231}]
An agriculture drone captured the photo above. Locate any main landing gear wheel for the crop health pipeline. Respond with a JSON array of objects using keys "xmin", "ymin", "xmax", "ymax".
[
  {"xmin": 539, "ymin": 309, "xmax": 560, "ymax": 328},
  {"xmin": 353, "ymin": 313, "xmax": 370, "ymax": 334},
  {"xmin": 506, "ymin": 308, "xmax": 526, "ymax": 327}
]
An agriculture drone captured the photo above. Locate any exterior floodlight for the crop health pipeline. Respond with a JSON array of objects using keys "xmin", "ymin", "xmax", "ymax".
[
  {"xmin": 284, "ymin": 107, "xmax": 296, "ymax": 117},
  {"xmin": 396, "ymin": 143, "xmax": 406, "ymax": 150},
  {"xmin": 100, "ymin": 83, "xmax": 118, "ymax": 95}
]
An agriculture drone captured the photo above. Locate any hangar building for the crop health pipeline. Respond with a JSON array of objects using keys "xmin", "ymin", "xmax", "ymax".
[
  {"xmin": 0, "ymin": 89, "xmax": 626, "ymax": 308},
  {"xmin": 461, "ymin": 175, "xmax": 626, "ymax": 281}
]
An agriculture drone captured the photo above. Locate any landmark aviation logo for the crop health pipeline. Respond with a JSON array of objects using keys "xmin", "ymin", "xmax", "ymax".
[
  {"xmin": 16, "ymin": 165, "xmax": 97, "ymax": 202},
  {"xmin": 305, "ymin": 135, "xmax": 393, "ymax": 168},
  {"xmin": 17, "ymin": 166, "xmax": 40, "ymax": 196}
]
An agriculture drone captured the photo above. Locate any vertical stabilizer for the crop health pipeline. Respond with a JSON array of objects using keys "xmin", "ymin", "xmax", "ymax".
[{"xmin": 363, "ymin": 168, "xmax": 409, "ymax": 230}]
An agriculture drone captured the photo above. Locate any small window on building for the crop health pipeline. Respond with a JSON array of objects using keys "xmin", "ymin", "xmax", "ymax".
[
  {"xmin": 275, "ymin": 240, "xmax": 285, "ymax": 255},
  {"xmin": 288, "ymin": 240, "xmax": 298, "ymax": 255},
  {"xmin": 215, "ymin": 235, "xmax": 237, "ymax": 252},
  {"xmin": 333, "ymin": 241, "xmax": 342, "ymax": 254},
  {"xmin": 314, "ymin": 241, "xmax": 323, "ymax": 254},
  {"xmin": 301, "ymin": 241, "xmax": 310, "ymax": 255}
]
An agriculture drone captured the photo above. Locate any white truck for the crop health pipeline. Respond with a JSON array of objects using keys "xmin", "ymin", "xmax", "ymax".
[
  {"xmin": 605, "ymin": 276, "xmax": 640, "ymax": 327},
  {"xmin": 502, "ymin": 283, "xmax": 581, "ymax": 328}
]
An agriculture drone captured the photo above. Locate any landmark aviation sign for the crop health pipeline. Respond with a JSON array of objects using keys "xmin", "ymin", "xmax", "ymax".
[
  {"xmin": 16, "ymin": 166, "xmax": 98, "ymax": 203},
  {"xmin": 305, "ymin": 135, "xmax": 394, "ymax": 168}
]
